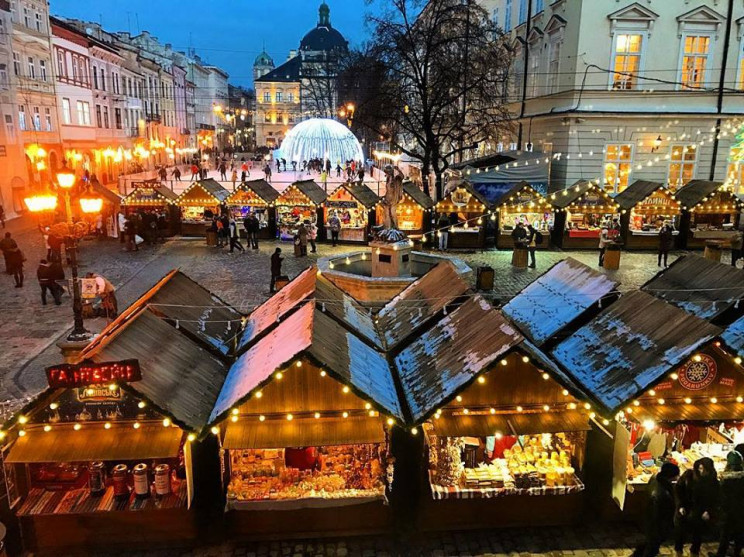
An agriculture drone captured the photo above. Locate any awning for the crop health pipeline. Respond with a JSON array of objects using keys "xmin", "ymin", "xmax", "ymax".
[
  {"xmin": 508, "ymin": 411, "xmax": 591, "ymax": 436},
  {"xmin": 634, "ymin": 403, "xmax": 744, "ymax": 423},
  {"xmin": 6, "ymin": 423, "xmax": 184, "ymax": 463},
  {"xmin": 430, "ymin": 414, "xmax": 510, "ymax": 438},
  {"xmin": 223, "ymin": 416, "xmax": 385, "ymax": 450}
]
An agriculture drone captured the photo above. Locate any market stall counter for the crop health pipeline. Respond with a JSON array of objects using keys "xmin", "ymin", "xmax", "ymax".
[
  {"xmin": 375, "ymin": 180, "xmax": 434, "ymax": 239},
  {"xmin": 275, "ymin": 180, "xmax": 327, "ymax": 242},
  {"xmin": 175, "ymin": 178, "xmax": 231, "ymax": 237},
  {"xmin": 120, "ymin": 181, "xmax": 180, "ymax": 236},
  {"xmin": 2, "ymin": 361, "xmax": 197, "ymax": 555},
  {"xmin": 551, "ymin": 181, "xmax": 620, "ymax": 249},
  {"xmin": 614, "ymin": 181, "xmax": 681, "ymax": 250},
  {"xmin": 211, "ymin": 302, "xmax": 402, "ymax": 539},
  {"xmin": 324, "ymin": 182, "xmax": 379, "ymax": 244},
  {"xmin": 225, "ymin": 179, "xmax": 279, "ymax": 239},
  {"xmin": 433, "ymin": 180, "xmax": 489, "ymax": 250},
  {"xmin": 676, "ymin": 180, "xmax": 743, "ymax": 249},
  {"xmin": 488, "ymin": 181, "xmax": 554, "ymax": 250}
]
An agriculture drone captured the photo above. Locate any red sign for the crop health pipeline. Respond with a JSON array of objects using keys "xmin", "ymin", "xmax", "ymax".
[
  {"xmin": 46, "ymin": 360, "xmax": 141, "ymax": 388},
  {"xmin": 678, "ymin": 354, "xmax": 717, "ymax": 391}
]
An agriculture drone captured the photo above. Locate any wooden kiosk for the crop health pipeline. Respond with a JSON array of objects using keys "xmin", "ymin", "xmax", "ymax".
[
  {"xmin": 176, "ymin": 178, "xmax": 231, "ymax": 237},
  {"xmin": 324, "ymin": 182, "xmax": 379, "ymax": 244},
  {"xmin": 225, "ymin": 179, "xmax": 279, "ymax": 239},
  {"xmin": 275, "ymin": 180, "xmax": 327, "ymax": 242},
  {"xmin": 491, "ymin": 181, "xmax": 554, "ymax": 250},
  {"xmin": 676, "ymin": 180, "xmax": 743, "ymax": 249},
  {"xmin": 551, "ymin": 181, "xmax": 620, "ymax": 249},
  {"xmin": 434, "ymin": 181, "xmax": 489, "ymax": 249},
  {"xmin": 615, "ymin": 181, "xmax": 681, "ymax": 250},
  {"xmin": 375, "ymin": 181, "xmax": 434, "ymax": 239},
  {"xmin": 120, "ymin": 181, "xmax": 180, "ymax": 236}
]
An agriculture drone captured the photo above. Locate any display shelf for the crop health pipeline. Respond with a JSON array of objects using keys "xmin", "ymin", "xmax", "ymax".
[{"xmin": 428, "ymin": 470, "xmax": 584, "ymax": 500}]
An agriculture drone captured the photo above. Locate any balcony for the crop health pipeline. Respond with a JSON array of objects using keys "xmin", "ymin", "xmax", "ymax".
[{"xmin": 145, "ymin": 114, "xmax": 161, "ymax": 123}]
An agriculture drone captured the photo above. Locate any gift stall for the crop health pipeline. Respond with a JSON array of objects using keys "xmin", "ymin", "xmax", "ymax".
[
  {"xmin": 120, "ymin": 181, "xmax": 180, "ymax": 236},
  {"xmin": 434, "ymin": 181, "xmax": 489, "ymax": 249},
  {"xmin": 676, "ymin": 180, "xmax": 743, "ymax": 249},
  {"xmin": 551, "ymin": 181, "xmax": 620, "ymax": 249},
  {"xmin": 225, "ymin": 179, "xmax": 279, "ymax": 239},
  {"xmin": 324, "ymin": 182, "xmax": 379, "ymax": 244},
  {"xmin": 615, "ymin": 181, "xmax": 681, "ymax": 250},
  {"xmin": 176, "ymin": 178, "xmax": 231, "ymax": 237},
  {"xmin": 489, "ymin": 181, "xmax": 554, "ymax": 250},
  {"xmin": 2, "ymin": 358, "xmax": 198, "ymax": 554},
  {"xmin": 275, "ymin": 180, "xmax": 327, "ymax": 242},
  {"xmin": 375, "ymin": 181, "xmax": 434, "ymax": 239},
  {"xmin": 550, "ymin": 290, "xmax": 722, "ymax": 516},
  {"xmin": 212, "ymin": 302, "xmax": 402, "ymax": 538}
]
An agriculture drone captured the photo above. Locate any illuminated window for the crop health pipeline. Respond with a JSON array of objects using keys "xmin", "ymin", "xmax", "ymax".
[
  {"xmin": 611, "ymin": 34, "xmax": 643, "ymax": 90},
  {"xmin": 275, "ymin": 91, "xmax": 283, "ymax": 102},
  {"xmin": 263, "ymin": 91, "xmax": 270, "ymax": 102},
  {"xmin": 667, "ymin": 144, "xmax": 697, "ymax": 191},
  {"xmin": 680, "ymin": 35, "xmax": 711, "ymax": 89},
  {"xmin": 603, "ymin": 144, "xmax": 633, "ymax": 194},
  {"xmin": 61, "ymin": 98, "xmax": 71, "ymax": 124}
]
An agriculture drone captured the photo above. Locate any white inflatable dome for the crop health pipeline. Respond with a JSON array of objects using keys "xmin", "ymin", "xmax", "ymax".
[{"xmin": 279, "ymin": 118, "xmax": 364, "ymax": 164}]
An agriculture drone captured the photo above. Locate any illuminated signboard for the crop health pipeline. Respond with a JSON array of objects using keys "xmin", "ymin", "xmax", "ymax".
[{"xmin": 46, "ymin": 359, "xmax": 142, "ymax": 389}]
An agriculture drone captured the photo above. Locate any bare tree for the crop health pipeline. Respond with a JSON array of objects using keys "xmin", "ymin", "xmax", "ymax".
[{"xmin": 355, "ymin": 0, "xmax": 513, "ymax": 198}]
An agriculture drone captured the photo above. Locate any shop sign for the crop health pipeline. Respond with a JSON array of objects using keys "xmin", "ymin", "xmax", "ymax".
[
  {"xmin": 678, "ymin": 354, "xmax": 717, "ymax": 391},
  {"xmin": 581, "ymin": 194, "xmax": 604, "ymax": 207},
  {"xmin": 46, "ymin": 359, "xmax": 142, "ymax": 389},
  {"xmin": 129, "ymin": 188, "xmax": 161, "ymax": 202},
  {"xmin": 326, "ymin": 200, "xmax": 358, "ymax": 209},
  {"xmin": 80, "ymin": 278, "xmax": 97, "ymax": 299},
  {"xmin": 279, "ymin": 190, "xmax": 312, "ymax": 207},
  {"xmin": 77, "ymin": 386, "xmax": 123, "ymax": 402},
  {"xmin": 451, "ymin": 188, "xmax": 472, "ymax": 207}
]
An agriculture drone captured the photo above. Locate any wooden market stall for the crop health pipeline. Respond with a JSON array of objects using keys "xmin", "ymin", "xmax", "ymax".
[
  {"xmin": 225, "ymin": 179, "xmax": 279, "ymax": 239},
  {"xmin": 324, "ymin": 182, "xmax": 379, "ymax": 243},
  {"xmin": 213, "ymin": 297, "xmax": 401, "ymax": 539},
  {"xmin": 614, "ymin": 181, "xmax": 682, "ymax": 250},
  {"xmin": 120, "ymin": 181, "xmax": 180, "ymax": 236},
  {"xmin": 549, "ymin": 290, "xmax": 722, "ymax": 518},
  {"xmin": 676, "ymin": 180, "xmax": 743, "ymax": 249},
  {"xmin": 489, "ymin": 181, "xmax": 554, "ymax": 250},
  {"xmin": 275, "ymin": 180, "xmax": 327, "ymax": 242},
  {"xmin": 374, "ymin": 180, "xmax": 434, "ymax": 239},
  {"xmin": 551, "ymin": 181, "xmax": 620, "ymax": 249},
  {"xmin": 176, "ymin": 178, "xmax": 231, "ymax": 237},
  {"xmin": 434, "ymin": 180, "xmax": 489, "ymax": 249}
]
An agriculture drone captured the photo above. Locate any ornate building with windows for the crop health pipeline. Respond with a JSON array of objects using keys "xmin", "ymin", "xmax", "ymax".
[
  {"xmin": 481, "ymin": 0, "xmax": 744, "ymax": 194},
  {"xmin": 254, "ymin": 2, "xmax": 348, "ymax": 149}
]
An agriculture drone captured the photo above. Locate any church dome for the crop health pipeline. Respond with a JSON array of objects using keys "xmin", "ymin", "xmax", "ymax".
[
  {"xmin": 279, "ymin": 118, "xmax": 364, "ymax": 164},
  {"xmin": 254, "ymin": 50, "xmax": 274, "ymax": 67},
  {"xmin": 300, "ymin": 2, "xmax": 348, "ymax": 52}
]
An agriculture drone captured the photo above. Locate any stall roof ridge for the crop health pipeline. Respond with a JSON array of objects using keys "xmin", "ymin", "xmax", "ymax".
[
  {"xmin": 122, "ymin": 183, "xmax": 178, "ymax": 203},
  {"xmin": 551, "ymin": 290, "xmax": 721, "ymax": 416},
  {"xmin": 290, "ymin": 180, "xmax": 328, "ymax": 205},
  {"xmin": 231, "ymin": 179, "xmax": 280, "ymax": 203},
  {"xmin": 613, "ymin": 180, "xmax": 666, "ymax": 210},
  {"xmin": 641, "ymin": 254, "xmax": 744, "ymax": 322},
  {"xmin": 193, "ymin": 178, "xmax": 231, "ymax": 202},
  {"xmin": 675, "ymin": 179, "xmax": 725, "ymax": 208},
  {"xmin": 444, "ymin": 178, "xmax": 490, "ymax": 207},
  {"xmin": 502, "ymin": 257, "xmax": 618, "ymax": 347},
  {"xmin": 550, "ymin": 180, "xmax": 601, "ymax": 209},
  {"xmin": 402, "ymin": 181, "xmax": 434, "ymax": 209},
  {"xmin": 336, "ymin": 182, "xmax": 379, "ymax": 209}
]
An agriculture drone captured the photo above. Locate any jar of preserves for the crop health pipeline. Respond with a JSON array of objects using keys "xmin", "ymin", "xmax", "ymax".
[
  {"xmin": 111, "ymin": 464, "xmax": 130, "ymax": 500},
  {"xmin": 133, "ymin": 463, "xmax": 150, "ymax": 498},
  {"xmin": 89, "ymin": 461, "xmax": 106, "ymax": 496},
  {"xmin": 154, "ymin": 464, "xmax": 171, "ymax": 496}
]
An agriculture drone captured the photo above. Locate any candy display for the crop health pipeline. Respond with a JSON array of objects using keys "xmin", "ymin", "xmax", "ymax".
[{"xmin": 226, "ymin": 445, "xmax": 386, "ymax": 503}]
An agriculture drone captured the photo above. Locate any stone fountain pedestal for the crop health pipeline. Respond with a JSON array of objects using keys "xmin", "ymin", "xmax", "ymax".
[{"xmin": 370, "ymin": 240, "xmax": 412, "ymax": 278}]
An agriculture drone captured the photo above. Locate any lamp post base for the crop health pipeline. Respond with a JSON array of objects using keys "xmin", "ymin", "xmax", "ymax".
[{"xmin": 56, "ymin": 337, "xmax": 94, "ymax": 364}]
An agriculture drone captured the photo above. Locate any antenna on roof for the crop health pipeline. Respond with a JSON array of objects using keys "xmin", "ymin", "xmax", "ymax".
[
  {"xmin": 135, "ymin": 13, "xmax": 140, "ymax": 34},
  {"xmin": 126, "ymin": 12, "xmax": 131, "ymax": 34}
]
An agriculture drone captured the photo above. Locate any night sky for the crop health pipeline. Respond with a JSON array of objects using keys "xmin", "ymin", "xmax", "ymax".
[{"xmin": 48, "ymin": 0, "xmax": 370, "ymax": 88}]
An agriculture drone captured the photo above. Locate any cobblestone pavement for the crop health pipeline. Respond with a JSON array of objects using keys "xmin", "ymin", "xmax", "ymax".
[{"xmin": 89, "ymin": 523, "xmax": 719, "ymax": 557}]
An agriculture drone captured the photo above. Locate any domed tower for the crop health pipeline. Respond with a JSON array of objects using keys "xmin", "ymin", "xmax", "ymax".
[
  {"xmin": 300, "ymin": 2, "xmax": 349, "ymax": 55},
  {"xmin": 253, "ymin": 49, "xmax": 275, "ymax": 82}
]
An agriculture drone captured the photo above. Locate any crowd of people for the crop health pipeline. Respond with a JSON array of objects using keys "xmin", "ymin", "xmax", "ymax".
[{"xmin": 118, "ymin": 210, "xmax": 171, "ymax": 252}]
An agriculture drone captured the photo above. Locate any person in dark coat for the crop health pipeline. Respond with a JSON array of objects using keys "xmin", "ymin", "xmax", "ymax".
[
  {"xmin": 6, "ymin": 243, "xmax": 23, "ymax": 287},
  {"xmin": 36, "ymin": 259, "xmax": 63, "ymax": 305},
  {"xmin": 632, "ymin": 462, "xmax": 680, "ymax": 557},
  {"xmin": 228, "ymin": 217, "xmax": 245, "ymax": 253},
  {"xmin": 0, "ymin": 232, "xmax": 17, "ymax": 274},
  {"xmin": 511, "ymin": 222, "xmax": 527, "ymax": 245},
  {"xmin": 269, "ymin": 248, "xmax": 283, "ymax": 293},
  {"xmin": 675, "ymin": 457, "xmax": 719, "ymax": 556},
  {"xmin": 658, "ymin": 221, "xmax": 674, "ymax": 268},
  {"xmin": 714, "ymin": 451, "xmax": 744, "ymax": 557}
]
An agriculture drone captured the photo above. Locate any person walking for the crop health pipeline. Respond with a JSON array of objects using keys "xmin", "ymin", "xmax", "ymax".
[
  {"xmin": 219, "ymin": 161, "xmax": 227, "ymax": 181},
  {"xmin": 87, "ymin": 272, "xmax": 118, "ymax": 319},
  {"xmin": 0, "ymin": 205, "xmax": 5, "ymax": 228},
  {"xmin": 228, "ymin": 217, "xmax": 245, "ymax": 253},
  {"xmin": 158, "ymin": 166, "xmax": 167, "ymax": 181},
  {"xmin": 243, "ymin": 213, "xmax": 259, "ymax": 249},
  {"xmin": 190, "ymin": 163, "xmax": 199, "ymax": 182},
  {"xmin": 437, "ymin": 213, "xmax": 450, "ymax": 251},
  {"xmin": 321, "ymin": 169, "xmax": 328, "ymax": 191},
  {"xmin": 264, "ymin": 164, "xmax": 272, "ymax": 183},
  {"xmin": 297, "ymin": 221, "xmax": 308, "ymax": 257},
  {"xmin": 674, "ymin": 457, "xmax": 719, "ymax": 557},
  {"xmin": 231, "ymin": 169, "xmax": 238, "ymax": 191},
  {"xmin": 328, "ymin": 212, "xmax": 341, "ymax": 247},
  {"xmin": 525, "ymin": 224, "xmax": 538, "ymax": 269},
  {"xmin": 658, "ymin": 221, "xmax": 673, "ymax": 268},
  {"xmin": 36, "ymin": 259, "xmax": 63, "ymax": 305},
  {"xmin": 47, "ymin": 231, "xmax": 63, "ymax": 263},
  {"xmin": 124, "ymin": 217, "xmax": 138, "ymax": 252},
  {"xmin": 713, "ymin": 451, "xmax": 744, "ymax": 557},
  {"xmin": 270, "ymin": 248, "xmax": 283, "ymax": 293},
  {"xmin": 598, "ymin": 221, "xmax": 610, "ymax": 267},
  {"xmin": 0, "ymin": 231, "xmax": 17, "ymax": 274},
  {"xmin": 171, "ymin": 166, "xmax": 181, "ymax": 182},
  {"xmin": 731, "ymin": 229, "xmax": 743, "ymax": 268},
  {"xmin": 6, "ymin": 243, "xmax": 23, "ymax": 287},
  {"xmin": 307, "ymin": 219, "xmax": 317, "ymax": 253},
  {"xmin": 336, "ymin": 163, "xmax": 342, "ymax": 178},
  {"xmin": 632, "ymin": 462, "xmax": 680, "ymax": 557}
]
